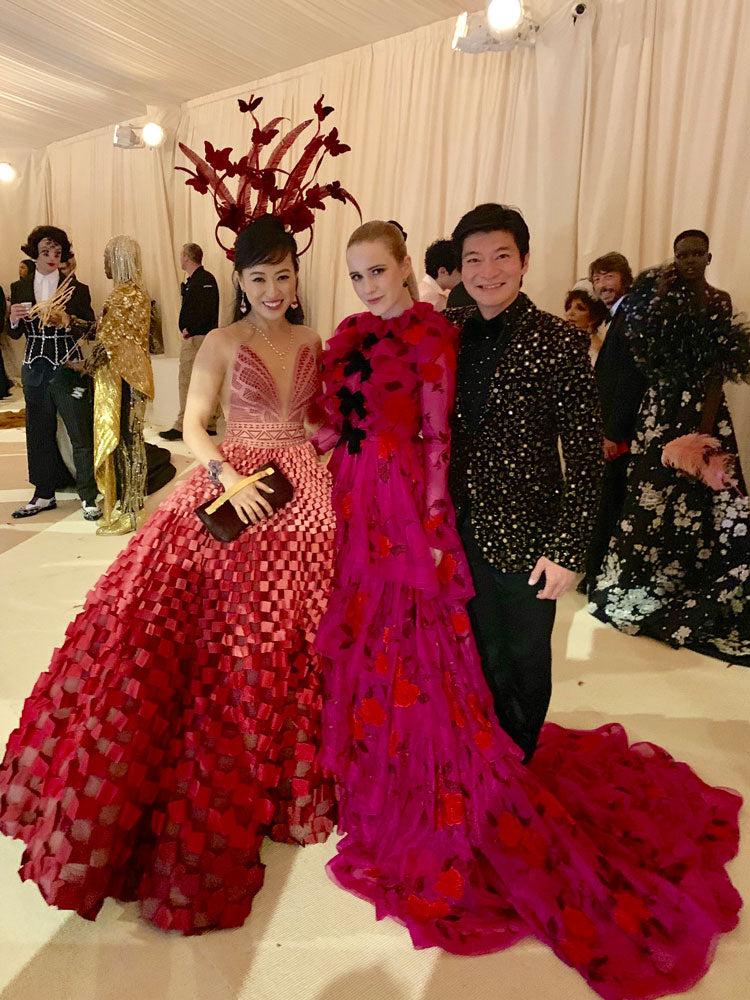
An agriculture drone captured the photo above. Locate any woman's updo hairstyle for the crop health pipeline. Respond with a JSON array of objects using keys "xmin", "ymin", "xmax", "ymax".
[
  {"xmin": 347, "ymin": 220, "xmax": 419, "ymax": 302},
  {"xmin": 233, "ymin": 215, "xmax": 304, "ymax": 323},
  {"xmin": 564, "ymin": 288, "xmax": 608, "ymax": 329}
]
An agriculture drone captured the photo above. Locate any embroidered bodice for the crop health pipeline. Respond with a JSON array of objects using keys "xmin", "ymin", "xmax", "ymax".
[{"xmin": 226, "ymin": 342, "xmax": 319, "ymax": 444}]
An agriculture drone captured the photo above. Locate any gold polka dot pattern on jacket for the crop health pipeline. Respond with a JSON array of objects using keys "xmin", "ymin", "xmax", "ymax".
[{"xmin": 447, "ymin": 294, "xmax": 603, "ymax": 574}]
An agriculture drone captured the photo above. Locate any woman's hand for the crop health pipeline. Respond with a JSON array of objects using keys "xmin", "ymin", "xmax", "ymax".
[{"xmin": 221, "ymin": 468, "xmax": 275, "ymax": 525}]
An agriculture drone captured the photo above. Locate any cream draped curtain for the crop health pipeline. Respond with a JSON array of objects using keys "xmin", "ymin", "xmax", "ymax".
[{"xmin": 1, "ymin": 0, "xmax": 749, "ymax": 461}]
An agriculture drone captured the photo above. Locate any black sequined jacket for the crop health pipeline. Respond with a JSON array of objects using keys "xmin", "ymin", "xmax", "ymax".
[{"xmin": 446, "ymin": 294, "xmax": 603, "ymax": 574}]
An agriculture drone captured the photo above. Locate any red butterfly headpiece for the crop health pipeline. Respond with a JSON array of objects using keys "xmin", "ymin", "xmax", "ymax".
[{"xmin": 177, "ymin": 94, "xmax": 361, "ymax": 260}]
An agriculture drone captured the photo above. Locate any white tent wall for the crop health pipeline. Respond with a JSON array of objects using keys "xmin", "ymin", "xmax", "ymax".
[
  {"xmin": 0, "ymin": 149, "xmax": 51, "ymax": 379},
  {"xmin": 1, "ymin": 0, "xmax": 748, "ymax": 461}
]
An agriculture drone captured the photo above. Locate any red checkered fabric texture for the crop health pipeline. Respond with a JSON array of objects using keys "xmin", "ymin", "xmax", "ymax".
[{"xmin": 0, "ymin": 344, "xmax": 337, "ymax": 934}]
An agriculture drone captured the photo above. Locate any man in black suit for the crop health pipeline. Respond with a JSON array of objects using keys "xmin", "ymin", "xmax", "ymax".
[
  {"xmin": 8, "ymin": 226, "xmax": 99, "ymax": 520},
  {"xmin": 447, "ymin": 204, "xmax": 602, "ymax": 762},
  {"xmin": 581, "ymin": 252, "xmax": 647, "ymax": 591},
  {"xmin": 159, "ymin": 242, "xmax": 220, "ymax": 441}
]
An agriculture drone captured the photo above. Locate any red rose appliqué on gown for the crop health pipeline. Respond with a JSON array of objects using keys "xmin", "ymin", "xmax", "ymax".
[
  {"xmin": 312, "ymin": 302, "xmax": 741, "ymax": 1000},
  {"xmin": 0, "ymin": 343, "xmax": 336, "ymax": 934}
]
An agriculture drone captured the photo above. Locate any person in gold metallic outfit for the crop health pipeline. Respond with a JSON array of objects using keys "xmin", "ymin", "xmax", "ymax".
[{"xmin": 93, "ymin": 236, "xmax": 156, "ymax": 534}]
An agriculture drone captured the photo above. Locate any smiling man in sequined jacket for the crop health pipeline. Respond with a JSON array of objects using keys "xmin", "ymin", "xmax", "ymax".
[{"xmin": 446, "ymin": 203, "xmax": 602, "ymax": 763}]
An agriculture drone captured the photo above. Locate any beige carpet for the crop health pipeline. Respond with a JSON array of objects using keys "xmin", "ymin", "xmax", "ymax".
[{"xmin": 0, "ymin": 422, "xmax": 747, "ymax": 1000}]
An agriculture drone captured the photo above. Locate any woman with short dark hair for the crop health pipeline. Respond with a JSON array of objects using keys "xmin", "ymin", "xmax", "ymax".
[{"xmin": 565, "ymin": 282, "xmax": 609, "ymax": 364}]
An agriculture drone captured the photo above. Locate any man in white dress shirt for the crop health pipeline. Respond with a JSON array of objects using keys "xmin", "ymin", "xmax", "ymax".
[
  {"xmin": 417, "ymin": 239, "xmax": 461, "ymax": 312},
  {"xmin": 8, "ymin": 226, "xmax": 99, "ymax": 520}
]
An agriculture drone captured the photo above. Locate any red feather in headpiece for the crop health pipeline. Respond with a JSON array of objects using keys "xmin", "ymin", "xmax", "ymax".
[{"xmin": 176, "ymin": 94, "xmax": 361, "ymax": 259}]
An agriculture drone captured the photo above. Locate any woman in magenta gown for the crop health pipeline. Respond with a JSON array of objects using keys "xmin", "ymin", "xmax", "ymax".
[
  {"xmin": 312, "ymin": 221, "xmax": 741, "ymax": 999},
  {"xmin": 0, "ymin": 218, "xmax": 336, "ymax": 933}
]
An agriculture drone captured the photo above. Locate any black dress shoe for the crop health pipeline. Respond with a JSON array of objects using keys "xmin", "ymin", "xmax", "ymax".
[
  {"xmin": 12, "ymin": 495, "xmax": 57, "ymax": 518},
  {"xmin": 159, "ymin": 428, "xmax": 183, "ymax": 441}
]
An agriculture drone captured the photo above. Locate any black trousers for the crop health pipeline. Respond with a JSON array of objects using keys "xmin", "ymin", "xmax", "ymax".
[
  {"xmin": 22, "ymin": 361, "xmax": 97, "ymax": 503},
  {"xmin": 584, "ymin": 452, "xmax": 630, "ymax": 589},
  {"xmin": 460, "ymin": 520, "xmax": 556, "ymax": 763}
]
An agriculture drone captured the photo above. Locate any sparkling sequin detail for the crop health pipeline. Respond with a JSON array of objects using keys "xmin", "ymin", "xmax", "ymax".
[{"xmin": 447, "ymin": 295, "xmax": 603, "ymax": 573}]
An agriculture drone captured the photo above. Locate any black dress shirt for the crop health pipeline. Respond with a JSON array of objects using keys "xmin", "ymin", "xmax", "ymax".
[{"xmin": 454, "ymin": 297, "xmax": 520, "ymax": 431}]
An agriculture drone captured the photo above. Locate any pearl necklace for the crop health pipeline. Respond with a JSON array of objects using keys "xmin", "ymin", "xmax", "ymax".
[{"xmin": 247, "ymin": 320, "xmax": 294, "ymax": 370}]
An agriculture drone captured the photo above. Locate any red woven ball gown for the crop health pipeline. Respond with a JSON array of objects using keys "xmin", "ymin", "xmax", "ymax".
[
  {"xmin": 312, "ymin": 302, "xmax": 741, "ymax": 1000},
  {"xmin": 0, "ymin": 342, "xmax": 336, "ymax": 934}
]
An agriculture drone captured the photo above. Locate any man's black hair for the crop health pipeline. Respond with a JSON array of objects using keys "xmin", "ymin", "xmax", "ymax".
[
  {"xmin": 424, "ymin": 239, "xmax": 457, "ymax": 279},
  {"xmin": 452, "ymin": 203, "xmax": 530, "ymax": 259},
  {"xmin": 673, "ymin": 229, "xmax": 709, "ymax": 251}
]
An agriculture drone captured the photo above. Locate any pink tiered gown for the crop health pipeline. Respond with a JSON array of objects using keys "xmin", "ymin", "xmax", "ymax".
[
  {"xmin": 0, "ymin": 342, "xmax": 336, "ymax": 934},
  {"xmin": 313, "ymin": 302, "xmax": 742, "ymax": 1000}
]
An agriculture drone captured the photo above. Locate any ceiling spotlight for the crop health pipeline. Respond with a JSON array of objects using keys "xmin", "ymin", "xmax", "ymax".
[
  {"xmin": 142, "ymin": 122, "xmax": 165, "ymax": 147},
  {"xmin": 452, "ymin": 7, "xmax": 537, "ymax": 53},
  {"xmin": 0, "ymin": 162, "xmax": 17, "ymax": 183},
  {"xmin": 487, "ymin": 0, "xmax": 523, "ymax": 31}
]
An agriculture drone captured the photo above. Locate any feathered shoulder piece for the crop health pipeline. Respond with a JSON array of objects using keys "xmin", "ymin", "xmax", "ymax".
[
  {"xmin": 623, "ymin": 264, "xmax": 750, "ymax": 385},
  {"xmin": 177, "ymin": 94, "xmax": 361, "ymax": 259}
]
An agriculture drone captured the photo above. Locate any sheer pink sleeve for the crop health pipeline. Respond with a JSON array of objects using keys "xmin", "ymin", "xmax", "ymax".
[{"xmin": 417, "ymin": 319, "xmax": 460, "ymax": 552}]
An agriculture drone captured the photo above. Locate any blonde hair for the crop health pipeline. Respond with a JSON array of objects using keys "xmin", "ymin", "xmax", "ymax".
[
  {"xmin": 105, "ymin": 235, "xmax": 146, "ymax": 291},
  {"xmin": 347, "ymin": 220, "xmax": 419, "ymax": 302}
]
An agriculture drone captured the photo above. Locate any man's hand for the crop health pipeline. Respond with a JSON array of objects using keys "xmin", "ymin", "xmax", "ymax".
[
  {"xmin": 603, "ymin": 437, "xmax": 621, "ymax": 461},
  {"xmin": 529, "ymin": 556, "xmax": 575, "ymax": 600},
  {"xmin": 182, "ymin": 328, "xmax": 190, "ymax": 340}
]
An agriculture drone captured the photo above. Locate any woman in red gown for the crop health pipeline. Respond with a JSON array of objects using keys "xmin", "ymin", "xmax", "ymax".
[
  {"xmin": 0, "ymin": 217, "xmax": 336, "ymax": 934},
  {"xmin": 312, "ymin": 221, "xmax": 741, "ymax": 1000}
]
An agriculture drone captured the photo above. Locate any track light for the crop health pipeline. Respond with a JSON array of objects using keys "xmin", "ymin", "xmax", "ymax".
[
  {"xmin": 142, "ymin": 122, "xmax": 165, "ymax": 147},
  {"xmin": 0, "ymin": 162, "xmax": 17, "ymax": 183},
  {"xmin": 113, "ymin": 122, "xmax": 166, "ymax": 149},
  {"xmin": 487, "ymin": 0, "xmax": 523, "ymax": 31},
  {"xmin": 452, "ymin": 6, "xmax": 538, "ymax": 53}
]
